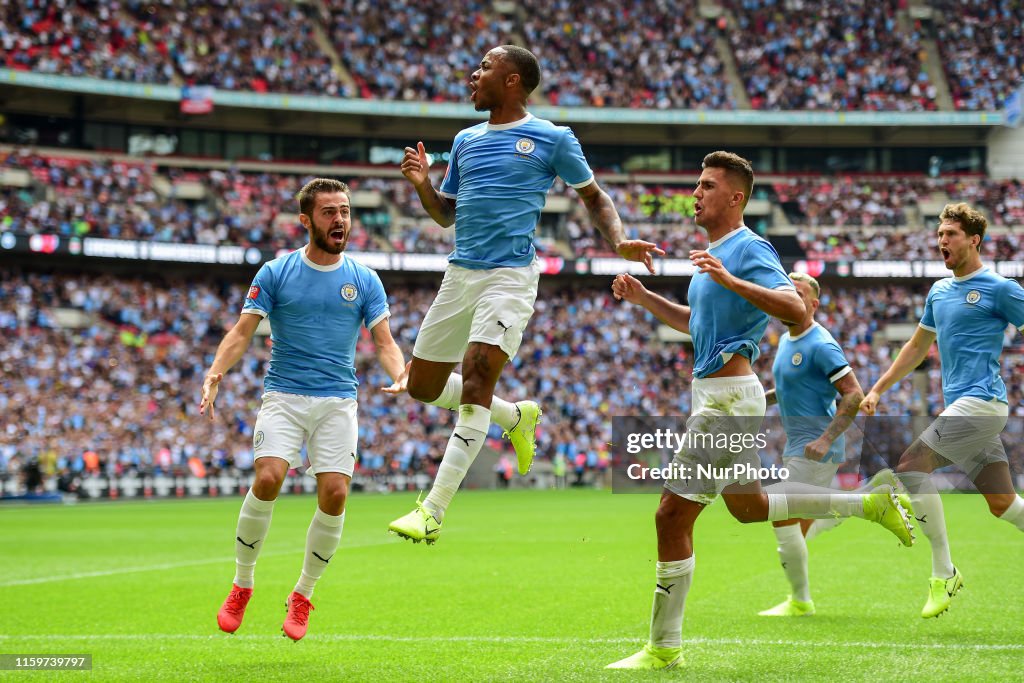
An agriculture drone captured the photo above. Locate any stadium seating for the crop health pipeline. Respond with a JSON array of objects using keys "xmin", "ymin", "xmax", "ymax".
[
  {"xmin": 725, "ymin": 0, "xmax": 937, "ymax": 111},
  {"xmin": 3, "ymin": 271, "xmax": 1022, "ymax": 485},
  {"xmin": 3, "ymin": 151, "xmax": 1022, "ymax": 260},
  {"xmin": 930, "ymin": 0, "xmax": 1024, "ymax": 111},
  {"xmin": 4, "ymin": 0, "xmax": 1018, "ymax": 111}
]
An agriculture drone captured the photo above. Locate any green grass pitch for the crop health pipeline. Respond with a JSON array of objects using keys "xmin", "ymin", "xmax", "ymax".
[{"xmin": 1, "ymin": 489, "xmax": 1022, "ymax": 681}]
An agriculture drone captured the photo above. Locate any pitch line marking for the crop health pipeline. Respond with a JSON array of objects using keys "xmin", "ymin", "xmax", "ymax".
[
  {"xmin": 0, "ymin": 539, "xmax": 393, "ymax": 588},
  {"xmin": 0, "ymin": 634, "xmax": 1019, "ymax": 652}
]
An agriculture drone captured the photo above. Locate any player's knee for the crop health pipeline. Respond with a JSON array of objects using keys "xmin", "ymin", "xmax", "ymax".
[
  {"xmin": 407, "ymin": 380, "xmax": 441, "ymax": 404},
  {"xmin": 252, "ymin": 469, "xmax": 285, "ymax": 497},
  {"xmin": 725, "ymin": 497, "xmax": 764, "ymax": 524},
  {"xmin": 324, "ymin": 486, "xmax": 348, "ymax": 510},
  {"xmin": 654, "ymin": 499, "xmax": 691, "ymax": 533},
  {"xmin": 986, "ymin": 493, "xmax": 1015, "ymax": 517}
]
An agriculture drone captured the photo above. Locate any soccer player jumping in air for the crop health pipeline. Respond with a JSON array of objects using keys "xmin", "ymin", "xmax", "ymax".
[
  {"xmin": 861, "ymin": 202, "xmax": 1024, "ymax": 618},
  {"xmin": 201, "ymin": 179, "xmax": 406, "ymax": 640},
  {"xmin": 388, "ymin": 45, "xmax": 664, "ymax": 544}
]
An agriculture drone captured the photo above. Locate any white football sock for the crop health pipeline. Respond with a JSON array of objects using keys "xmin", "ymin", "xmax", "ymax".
[
  {"xmin": 426, "ymin": 373, "xmax": 462, "ymax": 411},
  {"xmin": 804, "ymin": 517, "xmax": 842, "ymax": 541},
  {"xmin": 765, "ymin": 482, "xmax": 865, "ymax": 520},
  {"xmin": 805, "ymin": 475, "xmax": 890, "ymax": 540},
  {"xmin": 424, "ymin": 405, "xmax": 491, "ymax": 519},
  {"xmin": 899, "ymin": 471, "xmax": 954, "ymax": 578},
  {"xmin": 774, "ymin": 524, "xmax": 811, "ymax": 603},
  {"xmin": 294, "ymin": 508, "xmax": 345, "ymax": 599},
  {"xmin": 425, "ymin": 373, "xmax": 517, "ymax": 430},
  {"xmin": 649, "ymin": 557, "xmax": 694, "ymax": 650},
  {"xmin": 999, "ymin": 495, "xmax": 1024, "ymax": 532},
  {"xmin": 233, "ymin": 489, "xmax": 275, "ymax": 589}
]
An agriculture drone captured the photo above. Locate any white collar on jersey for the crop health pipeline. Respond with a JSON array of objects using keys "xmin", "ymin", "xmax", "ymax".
[
  {"xmin": 487, "ymin": 113, "xmax": 534, "ymax": 131},
  {"xmin": 300, "ymin": 246, "xmax": 346, "ymax": 272},
  {"xmin": 952, "ymin": 265, "xmax": 988, "ymax": 282},
  {"xmin": 785, "ymin": 321, "xmax": 820, "ymax": 342},
  {"xmin": 708, "ymin": 225, "xmax": 748, "ymax": 249}
]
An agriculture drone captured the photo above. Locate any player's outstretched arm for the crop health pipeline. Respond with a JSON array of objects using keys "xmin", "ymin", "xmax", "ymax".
[
  {"xmin": 612, "ymin": 273, "xmax": 690, "ymax": 333},
  {"xmin": 401, "ymin": 141, "xmax": 456, "ymax": 228},
  {"xmin": 199, "ymin": 313, "xmax": 262, "ymax": 421},
  {"xmin": 805, "ymin": 371, "xmax": 864, "ymax": 460},
  {"xmin": 370, "ymin": 319, "xmax": 408, "ymax": 394},
  {"xmin": 575, "ymin": 181, "xmax": 664, "ymax": 274},
  {"xmin": 690, "ymin": 249, "xmax": 804, "ymax": 324},
  {"xmin": 861, "ymin": 325, "xmax": 936, "ymax": 415}
]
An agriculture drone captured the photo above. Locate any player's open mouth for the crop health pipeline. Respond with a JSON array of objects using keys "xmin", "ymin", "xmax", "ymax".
[
  {"xmin": 330, "ymin": 229, "xmax": 345, "ymax": 240},
  {"xmin": 940, "ymin": 247, "xmax": 950, "ymax": 260},
  {"xmin": 694, "ymin": 203, "xmax": 703, "ymax": 216}
]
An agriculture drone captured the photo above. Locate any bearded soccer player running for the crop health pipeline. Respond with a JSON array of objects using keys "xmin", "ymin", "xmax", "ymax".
[
  {"xmin": 861, "ymin": 202, "xmax": 1024, "ymax": 618},
  {"xmin": 201, "ymin": 179, "xmax": 406, "ymax": 640}
]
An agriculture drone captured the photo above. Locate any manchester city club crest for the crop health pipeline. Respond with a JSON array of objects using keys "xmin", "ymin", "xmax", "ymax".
[
  {"xmin": 254, "ymin": 431, "xmax": 265, "ymax": 448},
  {"xmin": 515, "ymin": 138, "xmax": 536, "ymax": 154},
  {"xmin": 791, "ymin": 352, "xmax": 803, "ymax": 366},
  {"xmin": 966, "ymin": 290, "xmax": 981, "ymax": 304},
  {"xmin": 341, "ymin": 283, "xmax": 358, "ymax": 301}
]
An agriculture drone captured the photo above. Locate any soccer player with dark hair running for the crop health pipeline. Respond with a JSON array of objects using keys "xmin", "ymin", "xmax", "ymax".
[
  {"xmin": 757, "ymin": 272, "xmax": 896, "ymax": 617},
  {"xmin": 388, "ymin": 45, "xmax": 664, "ymax": 544},
  {"xmin": 201, "ymin": 178, "xmax": 406, "ymax": 640},
  {"xmin": 607, "ymin": 152, "xmax": 914, "ymax": 670},
  {"xmin": 861, "ymin": 202, "xmax": 1024, "ymax": 618}
]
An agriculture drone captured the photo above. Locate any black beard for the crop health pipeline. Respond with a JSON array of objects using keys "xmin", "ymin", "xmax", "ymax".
[{"xmin": 312, "ymin": 229, "xmax": 345, "ymax": 254}]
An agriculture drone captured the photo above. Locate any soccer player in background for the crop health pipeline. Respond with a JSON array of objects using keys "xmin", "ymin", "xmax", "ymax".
[
  {"xmin": 200, "ymin": 178, "xmax": 406, "ymax": 640},
  {"xmin": 758, "ymin": 272, "xmax": 888, "ymax": 617},
  {"xmin": 861, "ymin": 202, "xmax": 1024, "ymax": 618},
  {"xmin": 607, "ymin": 152, "xmax": 914, "ymax": 670},
  {"xmin": 388, "ymin": 45, "xmax": 664, "ymax": 544}
]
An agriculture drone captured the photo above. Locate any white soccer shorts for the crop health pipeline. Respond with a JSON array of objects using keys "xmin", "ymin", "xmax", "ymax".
[
  {"xmin": 781, "ymin": 456, "xmax": 840, "ymax": 488},
  {"xmin": 664, "ymin": 374, "xmax": 767, "ymax": 505},
  {"xmin": 412, "ymin": 260, "xmax": 541, "ymax": 363},
  {"xmin": 252, "ymin": 391, "xmax": 358, "ymax": 476},
  {"xmin": 918, "ymin": 396, "xmax": 1009, "ymax": 479}
]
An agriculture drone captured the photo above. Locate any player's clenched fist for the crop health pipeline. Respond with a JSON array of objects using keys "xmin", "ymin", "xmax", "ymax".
[
  {"xmin": 401, "ymin": 141, "xmax": 430, "ymax": 187},
  {"xmin": 199, "ymin": 372, "xmax": 223, "ymax": 421},
  {"xmin": 612, "ymin": 273, "xmax": 649, "ymax": 305},
  {"xmin": 859, "ymin": 391, "xmax": 880, "ymax": 416}
]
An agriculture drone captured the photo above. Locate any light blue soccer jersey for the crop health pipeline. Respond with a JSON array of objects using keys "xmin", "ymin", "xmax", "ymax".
[
  {"xmin": 920, "ymin": 267, "xmax": 1024, "ymax": 405},
  {"xmin": 773, "ymin": 323, "xmax": 852, "ymax": 463},
  {"xmin": 439, "ymin": 113, "xmax": 594, "ymax": 269},
  {"xmin": 688, "ymin": 227, "xmax": 795, "ymax": 378},
  {"xmin": 242, "ymin": 249, "xmax": 390, "ymax": 399}
]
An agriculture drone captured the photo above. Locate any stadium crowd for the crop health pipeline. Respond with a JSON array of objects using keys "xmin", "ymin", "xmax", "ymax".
[
  {"xmin": 2, "ymin": 0, "xmax": 1020, "ymax": 112},
  {"xmin": 518, "ymin": 0, "xmax": 733, "ymax": 109},
  {"xmin": 7, "ymin": 152, "xmax": 1021, "ymax": 261},
  {"xmin": 726, "ymin": 0, "xmax": 936, "ymax": 111},
  {"xmin": 3, "ymin": 270, "xmax": 1023, "ymax": 492},
  {"xmin": 931, "ymin": 0, "xmax": 1024, "ymax": 111}
]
